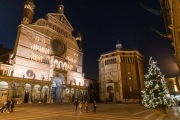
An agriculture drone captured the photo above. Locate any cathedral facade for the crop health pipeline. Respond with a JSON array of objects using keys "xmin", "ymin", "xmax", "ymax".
[
  {"xmin": 98, "ymin": 43, "xmax": 144, "ymax": 103},
  {"xmin": 0, "ymin": 0, "xmax": 86, "ymax": 104}
]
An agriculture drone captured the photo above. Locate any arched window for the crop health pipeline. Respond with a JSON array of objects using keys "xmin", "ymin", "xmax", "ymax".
[
  {"xmin": 54, "ymin": 60, "xmax": 58, "ymax": 69},
  {"xmin": 59, "ymin": 61, "xmax": 63, "ymax": 69},
  {"xmin": 63, "ymin": 62, "xmax": 68, "ymax": 70}
]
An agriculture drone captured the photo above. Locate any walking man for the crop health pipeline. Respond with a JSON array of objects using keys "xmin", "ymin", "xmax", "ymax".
[
  {"xmin": 93, "ymin": 101, "xmax": 97, "ymax": 112},
  {"xmin": 85, "ymin": 100, "xmax": 89, "ymax": 113},
  {"xmin": 74, "ymin": 98, "xmax": 79, "ymax": 111}
]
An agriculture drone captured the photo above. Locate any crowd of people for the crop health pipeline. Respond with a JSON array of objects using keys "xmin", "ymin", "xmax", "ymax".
[
  {"xmin": 0, "ymin": 100, "xmax": 14, "ymax": 113},
  {"xmin": 74, "ymin": 99, "xmax": 97, "ymax": 114},
  {"xmin": 1, "ymin": 99, "xmax": 96, "ymax": 114}
]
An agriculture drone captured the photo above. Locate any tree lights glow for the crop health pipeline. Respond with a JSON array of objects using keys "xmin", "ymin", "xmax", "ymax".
[{"xmin": 141, "ymin": 57, "xmax": 171, "ymax": 109}]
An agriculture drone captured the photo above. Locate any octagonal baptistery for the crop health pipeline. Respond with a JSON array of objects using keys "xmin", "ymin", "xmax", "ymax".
[{"xmin": 98, "ymin": 42, "xmax": 145, "ymax": 103}]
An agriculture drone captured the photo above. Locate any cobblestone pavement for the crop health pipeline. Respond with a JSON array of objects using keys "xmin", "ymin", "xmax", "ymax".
[{"xmin": 0, "ymin": 103, "xmax": 179, "ymax": 120}]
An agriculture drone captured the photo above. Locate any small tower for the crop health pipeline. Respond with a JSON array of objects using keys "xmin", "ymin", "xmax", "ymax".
[
  {"xmin": 116, "ymin": 40, "xmax": 122, "ymax": 50},
  {"xmin": 76, "ymin": 31, "xmax": 82, "ymax": 50},
  {"xmin": 58, "ymin": 2, "xmax": 64, "ymax": 14},
  {"xmin": 21, "ymin": 0, "xmax": 35, "ymax": 24}
]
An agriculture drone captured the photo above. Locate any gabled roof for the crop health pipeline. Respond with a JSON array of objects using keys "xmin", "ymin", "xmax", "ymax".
[{"xmin": 47, "ymin": 13, "xmax": 74, "ymax": 31}]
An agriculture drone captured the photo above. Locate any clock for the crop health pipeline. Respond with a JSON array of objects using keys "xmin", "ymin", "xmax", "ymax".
[
  {"xmin": 51, "ymin": 39, "xmax": 66, "ymax": 56},
  {"xmin": 26, "ymin": 70, "xmax": 34, "ymax": 77}
]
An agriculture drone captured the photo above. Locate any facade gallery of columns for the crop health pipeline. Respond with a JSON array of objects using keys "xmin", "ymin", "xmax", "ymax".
[
  {"xmin": 0, "ymin": 0, "xmax": 87, "ymax": 104},
  {"xmin": 98, "ymin": 43, "xmax": 145, "ymax": 103}
]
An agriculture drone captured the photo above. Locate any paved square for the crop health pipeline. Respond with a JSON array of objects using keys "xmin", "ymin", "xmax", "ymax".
[{"xmin": 0, "ymin": 103, "xmax": 178, "ymax": 120}]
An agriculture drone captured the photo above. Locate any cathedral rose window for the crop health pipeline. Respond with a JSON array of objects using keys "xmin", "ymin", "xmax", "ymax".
[{"xmin": 51, "ymin": 39, "xmax": 66, "ymax": 56}]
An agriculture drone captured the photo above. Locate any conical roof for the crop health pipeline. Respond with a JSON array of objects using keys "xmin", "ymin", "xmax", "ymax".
[{"xmin": 76, "ymin": 31, "xmax": 81, "ymax": 37}]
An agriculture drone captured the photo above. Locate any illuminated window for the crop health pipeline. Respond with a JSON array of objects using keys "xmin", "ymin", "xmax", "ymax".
[{"xmin": 129, "ymin": 87, "xmax": 132, "ymax": 92}]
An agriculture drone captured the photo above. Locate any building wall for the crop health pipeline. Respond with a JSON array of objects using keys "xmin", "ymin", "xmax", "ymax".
[
  {"xmin": 160, "ymin": 0, "xmax": 180, "ymax": 72},
  {"xmin": 99, "ymin": 50, "xmax": 144, "ymax": 103}
]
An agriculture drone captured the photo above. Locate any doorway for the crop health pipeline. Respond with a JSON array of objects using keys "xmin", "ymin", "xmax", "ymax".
[{"xmin": 24, "ymin": 91, "xmax": 29, "ymax": 103}]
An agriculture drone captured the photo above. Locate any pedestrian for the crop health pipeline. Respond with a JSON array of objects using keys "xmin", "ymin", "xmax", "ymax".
[
  {"xmin": 9, "ymin": 100, "xmax": 14, "ymax": 112},
  {"xmin": 4, "ymin": 100, "xmax": 10, "ymax": 113},
  {"xmin": 74, "ymin": 98, "xmax": 79, "ymax": 111},
  {"xmin": 79, "ymin": 101, "xmax": 83, "ymax": 114},
  {"xmin": 93, "ymin": 101, "xmax": 97, "ymax": 112},
  {"xmin": 85, "ymin": 100, "xmax": 89, "ymax": 113}
]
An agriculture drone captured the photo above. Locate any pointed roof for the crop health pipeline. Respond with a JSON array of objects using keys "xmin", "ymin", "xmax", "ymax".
[{"xmin": 76, "ymin": 31, "xmax": 82, "ymax": 37}]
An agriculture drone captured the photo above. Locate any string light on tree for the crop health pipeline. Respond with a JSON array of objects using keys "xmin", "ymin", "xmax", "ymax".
[{"xmin": 141, "ymin": 57, "xmax": 172, "ymax": 109}]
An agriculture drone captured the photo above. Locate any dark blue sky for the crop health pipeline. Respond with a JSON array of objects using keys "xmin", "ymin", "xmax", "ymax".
[{"xmin": 0, "ymin": 0, "xmax": 179, "ymax": 79}]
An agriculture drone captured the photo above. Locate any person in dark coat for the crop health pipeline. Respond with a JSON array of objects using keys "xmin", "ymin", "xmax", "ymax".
[
  {"xmin": 9, "ymin": 101, "xmax": 14, "ymax": 112},
  {"xmin": 74, "ymin": 99, "xmax": 79, "ymax": 111},
  {"xmin": 93, "ymin": 101, "xmax": 97, "ymax": 112}
]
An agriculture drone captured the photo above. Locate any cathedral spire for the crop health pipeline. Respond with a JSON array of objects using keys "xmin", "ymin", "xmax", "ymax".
[{"xmin": 58, "ymin": 0, "xmax": 64, "ymax": 14}]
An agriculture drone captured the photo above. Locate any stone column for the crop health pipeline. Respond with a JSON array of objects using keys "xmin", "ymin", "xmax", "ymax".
[
  {"xmin": 28, "ymin": 89, "xmax": 32, "ymax": 104},
  {"xmin": 38, "ymin": 89, "xmax": 42, "ymax": 103},
  {"xmin": 48, "ymin": 86, "xmax": 52, "ymax": 103},
  {"xmin": 69, "ymin": 87, "xmax": 71, "ymax": 102},
  {"xmin": 6, "ymin": 88, "xmax": 10, "ymax": 101}
]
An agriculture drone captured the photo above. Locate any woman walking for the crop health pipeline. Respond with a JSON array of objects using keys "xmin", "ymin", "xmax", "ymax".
[
  {"xmin": 85, "ymin": 100, "xmax": 89, "ymax": 113},
  {"xmin": 93, "ymin": 101, "xmax": 97, "ymax": 112},
  {"xmin": 79, "ymin": 101, "xmax": 83, "ymax": 114}
]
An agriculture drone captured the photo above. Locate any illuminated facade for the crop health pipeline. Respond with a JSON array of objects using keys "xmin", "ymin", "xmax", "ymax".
[
  {"xmin": 159, "ymin": 0, "xmax": 180, "ymax": 72},
  {"xmin": 166, "ymin": 77, "xmax": 179, "ymax": 96},
  {"xmin": 0, "ymin": 0, "xmax": 86, "ymax": 104},
  {"xmin": 98, "ymin": 43, "xmax": 144, "ymax": 103}
]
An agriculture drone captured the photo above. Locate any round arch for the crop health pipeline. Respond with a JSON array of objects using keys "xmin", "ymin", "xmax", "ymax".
[
  {"xmin": 51, "ymin": 73, "xmax": 66, "ymax": 102},
  {"xmin": 42, "ymin": 85, "xmax": 49, "ymax": 103},
  {"xmin": 0, "ymin": 81, "xmax": 9, "ymax": 104},
  {"xmin": 32, "ymin": 84, "xmax": 41, "ymax": 103},
  {"xmin": 106, "ymin": 86, "xmax": 114, "ymax": 102}
]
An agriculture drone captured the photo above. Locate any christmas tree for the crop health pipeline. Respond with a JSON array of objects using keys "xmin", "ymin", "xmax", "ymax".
[{"xmin": 141, "ymin": 57, "xmax": 171, "ymax": 109}]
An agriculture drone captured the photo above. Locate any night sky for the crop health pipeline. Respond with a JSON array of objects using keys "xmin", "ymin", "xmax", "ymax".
[{"xmin": 0, "ymin": 0, "xmax": 180, "ymax": 80}]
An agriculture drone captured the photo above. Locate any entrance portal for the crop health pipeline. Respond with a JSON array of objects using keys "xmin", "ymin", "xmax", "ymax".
[
  {"xmin": 51, "ymin": 74, "xmax": 65, "ymax": 102},
  {"xmin": 106, "ymin": 86, "xmax": 114, "ymax": 102}
]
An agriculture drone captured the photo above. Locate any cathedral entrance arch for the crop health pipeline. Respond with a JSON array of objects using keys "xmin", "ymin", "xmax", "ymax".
[
  {"xmin": 106, "ymin": 86, "xmax": 114, "ymax": 102},
  {"xmin": 51, "ymin": 73, "xmax": 65, "ymax": 102}
]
